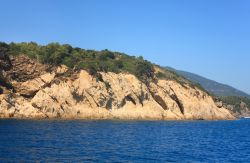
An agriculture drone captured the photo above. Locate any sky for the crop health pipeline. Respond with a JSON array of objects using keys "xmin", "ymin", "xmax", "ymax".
[{"xmin": 0, "ymin": 0, "xmax": 250, "ymax": 94}]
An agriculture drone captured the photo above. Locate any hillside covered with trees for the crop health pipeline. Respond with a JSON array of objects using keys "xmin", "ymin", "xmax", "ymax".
[
  {"xmin": 1, "ymin": 42, "xmax": 154, "ymax": 81},
  {"xmin": 0, "ymin": 41, "xmax": 195, "ymax": 85}
]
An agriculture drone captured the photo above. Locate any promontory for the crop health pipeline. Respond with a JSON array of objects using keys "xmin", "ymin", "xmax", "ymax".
[{"xmin": 0, "ymin": 42, "xmax": 235, "ymax": 120}]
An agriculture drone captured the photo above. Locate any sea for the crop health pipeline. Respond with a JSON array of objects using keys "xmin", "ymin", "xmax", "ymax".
[{"xmin": 0, "ymin": 119, "xmax": 249, "ymax": 163}]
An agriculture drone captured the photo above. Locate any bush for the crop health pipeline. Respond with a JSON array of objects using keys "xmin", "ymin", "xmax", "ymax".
[
  {"xmin": 99, "ymin": 50, "xmax": 115, "ymax": 61},
  {"xmin": 0, "ymin": 42, "xmax": 10, "ymax": 57},
  {"xmin": 114, "ymin": 60, "xmax": 124, "ymax": 69},
  {"xmin": 135, "ymin": 60, "xmax": 154, "ymax": 81},
  {"xmin": 88, "ymin": 66, "xmax": 98, "ymax": 76},
  {"xmin": 156, "ymin": 72, "xmax": 167, "ymax": 79}
]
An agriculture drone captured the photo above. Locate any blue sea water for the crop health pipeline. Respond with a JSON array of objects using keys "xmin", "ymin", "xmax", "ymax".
[{"xmin": 0, "ymin": 119, "xmax": 249, "ymax": 163}]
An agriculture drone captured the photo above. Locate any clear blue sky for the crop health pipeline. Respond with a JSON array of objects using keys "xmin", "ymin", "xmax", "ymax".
[{"xmin": 1, "ymin": 0, "xmax": 250, "ymax": 94}]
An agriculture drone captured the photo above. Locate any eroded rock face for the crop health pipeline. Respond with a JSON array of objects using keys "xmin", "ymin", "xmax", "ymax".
[
  {"xmin": 0, "ymin": 52, "xmax": 13, "ymax": 93},
  {"xmin": 6, "ymin": 55, "xmax": 48, "ymax": 82},
  {"xmin": 0, "ymin": 56, "xmax": 235, "ymax": 120}
]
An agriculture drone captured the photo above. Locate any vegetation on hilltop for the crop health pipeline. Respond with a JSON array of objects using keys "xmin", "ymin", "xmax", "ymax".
[
  {"xmin": 0, "ymin": 41, "xmax": 208, "ymax": 91},
  {"xmin": 1, "ymin": 42, "xmax": 156, "ymax": 82}
]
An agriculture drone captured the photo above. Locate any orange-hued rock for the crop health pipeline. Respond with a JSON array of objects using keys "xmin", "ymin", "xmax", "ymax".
[{"xmin": 0, "ymin": 56, "xmax": 235, "ymax": 120}]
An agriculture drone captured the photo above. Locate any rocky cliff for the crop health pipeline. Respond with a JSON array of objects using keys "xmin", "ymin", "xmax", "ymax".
[{"xmin": 0, "ymin": 55, "xmax": 235, "ymax": 120}]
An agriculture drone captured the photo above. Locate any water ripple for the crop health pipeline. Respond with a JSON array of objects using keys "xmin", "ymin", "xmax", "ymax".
[{"xmin": 0, "ymin": 119, "xmax": 249, "ymax": 162}]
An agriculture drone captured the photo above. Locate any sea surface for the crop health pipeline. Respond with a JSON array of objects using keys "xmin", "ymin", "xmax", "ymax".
[{"xmin": 0, "ymin": 119, "xmax": 249, "ymax": 163}]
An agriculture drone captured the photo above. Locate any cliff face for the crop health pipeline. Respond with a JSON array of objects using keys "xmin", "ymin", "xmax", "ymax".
[
  {"xmin": 0, "ymin": 55, "xmax": 234, "ymax": 120},
  {"xmin": 223, "ymin": 101, "xmax": 250, "ymax": 118}
]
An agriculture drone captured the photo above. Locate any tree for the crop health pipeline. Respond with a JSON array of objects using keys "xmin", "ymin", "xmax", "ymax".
[
  {"xmin": 114, "ymin": 60, "xmax": 124, "ymax": 69},
  {"xmin": 0, "ymin": 42, "xmax": 9, "ymax": 56},
  {"xmin": 8, "ymin": 42, "xmax": 21, "ymax": 56},
  {"xmin": 62, "ymin": 57, "xmax": 74, "ymax": 68},
  {"xmin": 88, "ymin": 66, "xmax": 97, "ymax": 76},
  {"xmin": 0, "ymin": 42, "xmax": 12, "ymax": 71},
  {"xmin": 135, "ymin": 60, "xmax": 154, "ymax": 82},
  {"xmin": 99, "ymin": 50, "xmax": 115, "ymax": 60}
]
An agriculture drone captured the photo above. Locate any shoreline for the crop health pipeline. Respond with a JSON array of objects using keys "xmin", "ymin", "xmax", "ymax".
[
  {"xmin": 0, "ymin": 116, "xmax": 236, "ymax": 121},
  {"xmin": 0, "ymin": 56, "xmax": 236, "ymax": 122}
]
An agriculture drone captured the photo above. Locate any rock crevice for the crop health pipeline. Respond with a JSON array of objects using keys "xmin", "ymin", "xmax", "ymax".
[{"xmin": 0, "ymin": 55, "xmax": 235, "ymax": 120}]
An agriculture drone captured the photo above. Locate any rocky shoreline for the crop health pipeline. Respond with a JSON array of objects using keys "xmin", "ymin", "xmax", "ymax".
[{"xmin": 0, "ymin": 55, "xmax": 235, "ymax": 120}]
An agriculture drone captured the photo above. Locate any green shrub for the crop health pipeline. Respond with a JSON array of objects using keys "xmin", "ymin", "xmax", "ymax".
[
  {"xmin": 220, "ymin": 96, "xmax": 250, "ymax": 108},
  {"xmin": 2, "ymin": 41, "xmax": 196, "ymax": 87},
  {"xmin": 156, "ymin": 72, "xmax": 167, "ymax": 79},
  {"xmin": 134, "ymin": 60, "xmax": 154, "ymax": 81}
]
